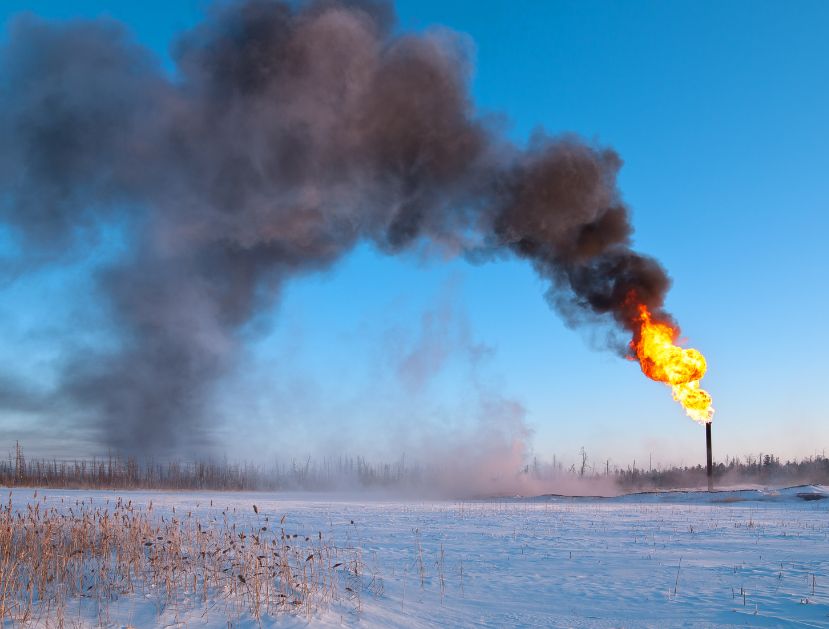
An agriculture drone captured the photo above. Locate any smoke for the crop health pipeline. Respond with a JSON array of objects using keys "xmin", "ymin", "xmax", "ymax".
[
  {"xmin": 384, "ymin": 293, "xmax": 622, "ymax": 499},
  {"xmin": 382, "ymin": 283, "xmax": 535, "ymax": 496},
  {"xmin": 390, "ymin": 275, "xmax": 492, "ymax": 392},
  {"xmin": 211, "ymin": 278, "xmax": 621, "ymax": 498},
  {"xmin": 0, "ymin": 0, "xmax": 673, "ymax": 454}
]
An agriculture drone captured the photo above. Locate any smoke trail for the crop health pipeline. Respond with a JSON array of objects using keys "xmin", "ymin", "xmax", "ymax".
[{"xmin": 0, "ymin": 0, "xmax": 673, "ymax": 454}]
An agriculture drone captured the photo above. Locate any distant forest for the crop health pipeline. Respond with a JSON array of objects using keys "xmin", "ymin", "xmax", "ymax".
[
  {"xmin": 1, "ymin": 443, "xmax": 827, "ymax": 493},
  {"xmin": 612, "ymin": 452, "xmax": 829, "ymax": 490}
]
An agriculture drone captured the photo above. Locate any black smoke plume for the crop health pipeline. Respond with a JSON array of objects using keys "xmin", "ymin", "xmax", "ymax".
[{"xmin": 0, "ymin": 0, "xmax": 672, "ymax": 454}]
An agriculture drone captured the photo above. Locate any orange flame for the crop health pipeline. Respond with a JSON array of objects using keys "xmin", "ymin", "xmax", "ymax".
[{"xmin": 631, "ymin": 304, "xmax": 714, "ymax": 424}]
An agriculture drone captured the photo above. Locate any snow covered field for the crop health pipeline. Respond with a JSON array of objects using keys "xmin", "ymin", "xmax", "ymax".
[{"xmin": 4, "ymin": 486, "xmax": 829, "ymax": 628}]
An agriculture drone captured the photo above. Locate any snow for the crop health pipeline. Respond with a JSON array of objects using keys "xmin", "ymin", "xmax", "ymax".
[{"xmin": 5, "ymin": 486, "xmax": 829, "ymax": 627}]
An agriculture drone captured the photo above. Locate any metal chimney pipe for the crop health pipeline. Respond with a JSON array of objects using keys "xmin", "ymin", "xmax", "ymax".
[{"xmin": 706, "ymin": 421, "xmax": 713, "ymax": 492}]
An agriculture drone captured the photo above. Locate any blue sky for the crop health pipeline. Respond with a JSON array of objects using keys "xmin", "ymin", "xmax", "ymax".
[{"xmin": 1, "ymin": 1, "xmax": 827, "ymax": 468}]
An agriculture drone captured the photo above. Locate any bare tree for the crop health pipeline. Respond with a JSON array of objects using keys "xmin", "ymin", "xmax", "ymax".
[{"xmin": 579, "ymin": 447, "xmax": 588, "ymax": 478}]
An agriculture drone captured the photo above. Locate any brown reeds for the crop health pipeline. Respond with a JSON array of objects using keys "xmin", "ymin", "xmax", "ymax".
[{"xmin": 0, "ymin": 493, "xmax": 360, "ymax": 626}]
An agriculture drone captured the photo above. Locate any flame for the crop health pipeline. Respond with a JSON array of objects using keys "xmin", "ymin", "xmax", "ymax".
[{"xmin": 631, "ymin": 303, "xmax": 714, "ymax": 424}]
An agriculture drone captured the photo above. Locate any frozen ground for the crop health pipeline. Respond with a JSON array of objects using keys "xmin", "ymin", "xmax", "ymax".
[{"xmin": 5, "ymin": 485, "xmax": 829, "ymax": 628}]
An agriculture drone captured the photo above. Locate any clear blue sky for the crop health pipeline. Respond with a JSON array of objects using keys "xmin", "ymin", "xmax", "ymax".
[{"xmin": 1, "ymin": 1, "xmax": 827, "ymax": 468}]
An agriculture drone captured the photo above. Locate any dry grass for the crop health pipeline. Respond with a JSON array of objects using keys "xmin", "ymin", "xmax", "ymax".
[{"xmin": 0, "ymin": 492, "xmax": 361, "ymax": 627}]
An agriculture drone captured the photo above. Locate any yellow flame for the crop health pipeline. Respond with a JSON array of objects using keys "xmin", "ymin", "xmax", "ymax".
[{"xmin": 631, "ymin": 304, "xmax": 714, "ymax": 424}]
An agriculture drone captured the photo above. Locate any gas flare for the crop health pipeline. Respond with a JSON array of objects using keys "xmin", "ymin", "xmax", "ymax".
[{"xmin": 630, "ymin": 303, "xmax": 714, "ymax": 424}]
